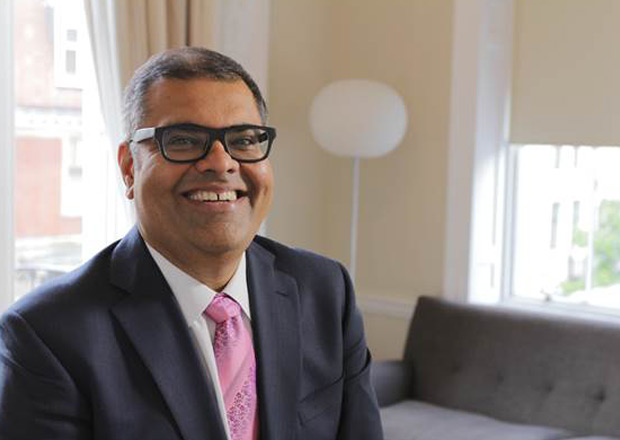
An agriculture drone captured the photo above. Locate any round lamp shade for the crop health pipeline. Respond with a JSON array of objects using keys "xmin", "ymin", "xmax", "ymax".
[{"xmin": 309, "ymin": 79, "xmax": 408, "ymax": 158}]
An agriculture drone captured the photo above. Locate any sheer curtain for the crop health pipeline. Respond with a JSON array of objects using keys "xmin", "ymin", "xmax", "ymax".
[
  {"xmin": 84, "ymin": 0, "xmax": 218, "ymax": 142},
  {"xmin": 81, "ymin": 0, "xmax": 219, "ymax": 254}
]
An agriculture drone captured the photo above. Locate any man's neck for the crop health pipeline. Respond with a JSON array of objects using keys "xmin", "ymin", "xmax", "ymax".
[{"xmin": 144, "ymin": 239, "xmax": 243, "ymax": 292}]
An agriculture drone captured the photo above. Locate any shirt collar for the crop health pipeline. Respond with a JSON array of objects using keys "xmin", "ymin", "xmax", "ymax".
[{"xmin": 145, "ymin": 242, "xmax": 251, "ymax": 324}]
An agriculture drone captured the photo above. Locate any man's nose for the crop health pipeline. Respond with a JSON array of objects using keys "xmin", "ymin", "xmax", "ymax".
[{"xmin": 193, "ymin": 140, "xmax": 238, "ymax": 174}]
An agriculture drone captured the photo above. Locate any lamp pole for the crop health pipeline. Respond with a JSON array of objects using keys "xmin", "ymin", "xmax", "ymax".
[
  {"xmin": 309, "ymin": 79, "xmax": 408, "ymax": 286},
  {"xmin": 350, "ymin": 157, "xmax": 361, "ymax": 283}
]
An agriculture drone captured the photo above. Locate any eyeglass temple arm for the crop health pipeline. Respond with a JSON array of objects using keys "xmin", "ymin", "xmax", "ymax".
[{"xmin": 131, "ymin": 127, "xmax": 156, "ymax": 143}]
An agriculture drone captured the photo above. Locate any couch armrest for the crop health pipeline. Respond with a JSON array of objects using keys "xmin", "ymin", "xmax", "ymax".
[{"xmin": 371, "ymin": 360, "xmax": 412, "ymax": 407}]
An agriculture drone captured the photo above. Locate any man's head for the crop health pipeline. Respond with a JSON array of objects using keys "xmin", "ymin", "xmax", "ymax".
[
  {"xmin": 123, "ymin": 47, "xmax": 267, "ymax": 139},
  {"xmin": 118, "ymin": 48, "xmax": 274, "ymax": 280}
]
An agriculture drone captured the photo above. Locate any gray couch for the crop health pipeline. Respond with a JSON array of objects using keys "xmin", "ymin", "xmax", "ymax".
[{"xmin": 372, "ymin": 296, "xmax": 620, "ymax": 440}]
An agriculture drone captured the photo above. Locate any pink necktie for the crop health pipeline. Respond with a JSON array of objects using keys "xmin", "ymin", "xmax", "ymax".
[{"xmin": 205, "ymin": 294, "xmax": 258, "ymax": 440}]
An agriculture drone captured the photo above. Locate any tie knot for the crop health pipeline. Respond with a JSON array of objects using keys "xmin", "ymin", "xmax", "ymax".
[{"xmin": 205, "ymin": 294, "xmax": 241, "ymax": 323}]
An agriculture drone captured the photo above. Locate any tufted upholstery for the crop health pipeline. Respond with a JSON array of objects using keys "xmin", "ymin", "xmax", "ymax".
[
  {"xmin": 372, "ymin": 296, "xmax": 620, "ymax": 440},
  {"xmin": 378, "ymin": 400, "xmax": 570, "ymax": 440}
]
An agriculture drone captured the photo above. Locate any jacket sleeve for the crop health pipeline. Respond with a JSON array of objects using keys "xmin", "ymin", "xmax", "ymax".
[
  {"xmin": 337, "ymin": 263, "xmax": 384, "ymax": 440},
  {"xmin": 0, "ymin": 310, "xmax": 91, "ymax": 440}
]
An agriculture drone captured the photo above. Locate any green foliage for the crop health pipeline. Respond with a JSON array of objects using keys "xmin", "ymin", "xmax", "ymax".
[
  {"xmin": 593, "ymin": 200, "xmax": 620, "ymax": 288},
  {"xmin": 562, "ymin": 200, "xmax": 620, "ymax": 294},
  {"xmin": 561, "ymin": 279, "xmax": 585, "ymax": 294},
  {"xmin": 572, "ymin": 229, "xmax": 588, "ymax": 247}
]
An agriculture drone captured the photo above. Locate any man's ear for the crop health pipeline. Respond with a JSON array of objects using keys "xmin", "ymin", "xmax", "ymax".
[{"xmin": 118, "ymin": 142, "xmax": 135, "ymax": 200}]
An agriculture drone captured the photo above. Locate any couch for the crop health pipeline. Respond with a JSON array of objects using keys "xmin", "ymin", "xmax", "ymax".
[{"xmin": 371, "ymin": 296, "xmax": 620, "ymax": 440}]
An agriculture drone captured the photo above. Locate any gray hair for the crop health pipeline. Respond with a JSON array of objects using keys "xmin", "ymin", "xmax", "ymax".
[{"xmin": 122, "ymin": 47, "xmax": 267, "ymax": 141}]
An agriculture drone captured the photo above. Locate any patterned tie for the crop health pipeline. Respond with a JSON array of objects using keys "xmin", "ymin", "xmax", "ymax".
[{"xmin": 205, "ymin": 294, "xmax": 258, "ymax": 440}]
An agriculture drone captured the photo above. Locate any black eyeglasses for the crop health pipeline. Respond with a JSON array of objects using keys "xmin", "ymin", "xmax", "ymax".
[{"xmin": 130, "ymin": 123, "xmax": 276, "ymax": 163}]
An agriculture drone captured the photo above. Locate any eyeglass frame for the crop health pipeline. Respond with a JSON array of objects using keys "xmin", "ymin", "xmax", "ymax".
[{"xmin": 129, "ymin": 123, "xmax": 277, "ymax": 164}]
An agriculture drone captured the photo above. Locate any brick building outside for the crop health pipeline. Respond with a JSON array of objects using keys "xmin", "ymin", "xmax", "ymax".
[{"xmin": 14, "ymin": 0, "xmax": 87, "ymax": 297}]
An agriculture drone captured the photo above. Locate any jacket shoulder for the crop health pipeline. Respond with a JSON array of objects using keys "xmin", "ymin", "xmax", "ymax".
[
  {"xmin": 251, "ymin": 235, "xmax": 351, "ymax": 290},
  {"xmin": 253, "ymin": 235, "xmax": 343, "ymax": 269}
]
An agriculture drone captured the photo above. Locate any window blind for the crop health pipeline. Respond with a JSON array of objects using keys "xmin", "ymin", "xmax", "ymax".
[{"xmin": 510, "ymin": 0, "xmax": 620, "ymax": 146}]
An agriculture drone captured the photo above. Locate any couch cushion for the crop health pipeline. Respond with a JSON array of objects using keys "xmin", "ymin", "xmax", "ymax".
[
  {"xmin": 381, "ymin": 400, "xmax": 571, "ymax": 440},
  {"xmin": 405, "ymin": 297, "xmax": 620, "ymax": 436}
]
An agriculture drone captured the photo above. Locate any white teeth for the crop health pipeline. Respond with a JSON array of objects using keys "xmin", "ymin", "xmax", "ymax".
[
  {"xmin": 187, "ymin": 190, "xmax": 238, "ymax": 202},
  {"xmin": 218, "ymin": 191, "xmax": 237, "ymax": 201}
]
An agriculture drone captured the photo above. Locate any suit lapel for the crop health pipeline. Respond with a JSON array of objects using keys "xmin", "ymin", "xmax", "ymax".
[
  {"xmin": 247, "ymin": 241, "xmax": 301, "ymax": 440},
  {"xmin": 109, "ymin": 228, "xmax": 226, "ymax": 440}
]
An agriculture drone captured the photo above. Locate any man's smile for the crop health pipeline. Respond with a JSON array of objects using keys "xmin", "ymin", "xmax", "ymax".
[{"xmin": 185, "ymin": 189, "xmax": 245, "ymax": 202}]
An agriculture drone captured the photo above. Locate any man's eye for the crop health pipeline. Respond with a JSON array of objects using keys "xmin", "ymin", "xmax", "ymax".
[
  {"xmin": 166, "ymin": 136, "xmax": 202, "ymax": 149},
  {"xmin": 230, "ymin": 136, "xmax": 257, "ymax": 149},
  {"xmin": 228, "ymin": 130, "xmax": 262, "ymax": 150}
]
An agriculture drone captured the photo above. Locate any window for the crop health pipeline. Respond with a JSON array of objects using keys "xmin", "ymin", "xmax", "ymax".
[
  {"xmin": 51, "ymin": 0, "xmax": 85, "ymax": 89},
  {"xmin": 446, "ymin": 0, "xmax": 620, "ymax": 317},
  {"xmin": 9, "ymin": 0, "xmax": 127, "ymax": 304},
  {"xmin": 550, "ymin": 202, "xmax": 560, "ymax": 249},
  {"xmin": 508, "ymin": 145, "xmax": 620, "ymax": 309}
]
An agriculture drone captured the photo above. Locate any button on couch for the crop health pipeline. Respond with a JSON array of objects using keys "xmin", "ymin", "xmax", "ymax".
[{"xmin": 372, "ymin": 296, "xmax": 620, "ymax": 440}]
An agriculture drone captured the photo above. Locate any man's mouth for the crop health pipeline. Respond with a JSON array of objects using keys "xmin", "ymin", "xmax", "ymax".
[{"xmin": 185, "ymin": 190, "xmax": 244, "ymax": 202}]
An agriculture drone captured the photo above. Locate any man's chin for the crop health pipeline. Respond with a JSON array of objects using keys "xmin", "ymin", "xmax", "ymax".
[{"xmin": 193, "ymin": 229, "xmax": 256, "ymax": 257}]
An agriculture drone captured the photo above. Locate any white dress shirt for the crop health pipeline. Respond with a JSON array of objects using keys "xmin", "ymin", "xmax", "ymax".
[{"xmin": 145, "ymin": 243, "xmax": 252, "ymax": 440}]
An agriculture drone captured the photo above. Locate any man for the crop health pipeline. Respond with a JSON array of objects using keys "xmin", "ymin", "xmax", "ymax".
[{"xmin": 0, "ymin": 47, "xmax": 383, "ymax": 440}]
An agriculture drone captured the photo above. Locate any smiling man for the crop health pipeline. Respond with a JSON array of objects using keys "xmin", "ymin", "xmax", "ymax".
[{"xmin": 0, "ymin": 48, "xmax": 383, "ymax": 440}]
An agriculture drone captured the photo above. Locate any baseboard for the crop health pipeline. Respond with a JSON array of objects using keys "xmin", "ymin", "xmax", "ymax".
[{"xmin": 356, "ymin": 293, "xmax": 416, "ymax": 319}]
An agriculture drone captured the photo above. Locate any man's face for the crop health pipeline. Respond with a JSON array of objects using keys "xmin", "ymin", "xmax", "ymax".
[{"xmin": 118, "ymin": 78, "xmax": 274, "ymax": 262}]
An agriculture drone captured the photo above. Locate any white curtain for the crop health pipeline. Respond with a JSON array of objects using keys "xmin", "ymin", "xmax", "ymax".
[
  {"xmin": 84, "ymin": 0, "xmax": 218, "ymax": 145},
  {"xmin": 81, "ymin": 0, "xmax": 219, "ymax": 253}
]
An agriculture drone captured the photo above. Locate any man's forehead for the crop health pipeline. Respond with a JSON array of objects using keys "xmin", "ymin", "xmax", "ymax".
[{"xmin": 141, "ymin": 78, "xmax": 259, "ymax": 124}]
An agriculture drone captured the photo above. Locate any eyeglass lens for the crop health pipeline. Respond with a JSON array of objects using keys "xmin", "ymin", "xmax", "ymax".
[{"xmin": 161, "ymin": 126, "xmax": 270, "ymax": 162}]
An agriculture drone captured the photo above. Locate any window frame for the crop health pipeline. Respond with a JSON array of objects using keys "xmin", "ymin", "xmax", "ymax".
[
  {"xmin": 0, "ymin": 0, "xmax": 14, "ymax": 312},
  {"xmin": 445, "ymin": 0, "xmax": 620, "ymax": 320},
  {"xmin": 443, "ymin": 0, "xmax": 514, "ymax": 305}
]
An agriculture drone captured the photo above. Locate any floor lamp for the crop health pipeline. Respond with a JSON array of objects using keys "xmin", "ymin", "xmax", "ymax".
[{"xmin": 309, "ymin": 79, "xmax": 408, "ymax": 283}]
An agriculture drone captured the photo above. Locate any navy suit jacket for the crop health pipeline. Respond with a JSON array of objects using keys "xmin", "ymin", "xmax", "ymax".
[{"xmin": 0, "ymin": 228, "xmax": 383, "ymax": 440}]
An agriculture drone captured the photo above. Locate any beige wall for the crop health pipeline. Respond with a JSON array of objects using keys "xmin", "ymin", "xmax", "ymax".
[
  {"xmin": 266, "ymin": 0, "xmax": 335, "ymax": 256},
  {"xmin": 267, "ymin": 0, "xmax": 454, "ymax": 360}
]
